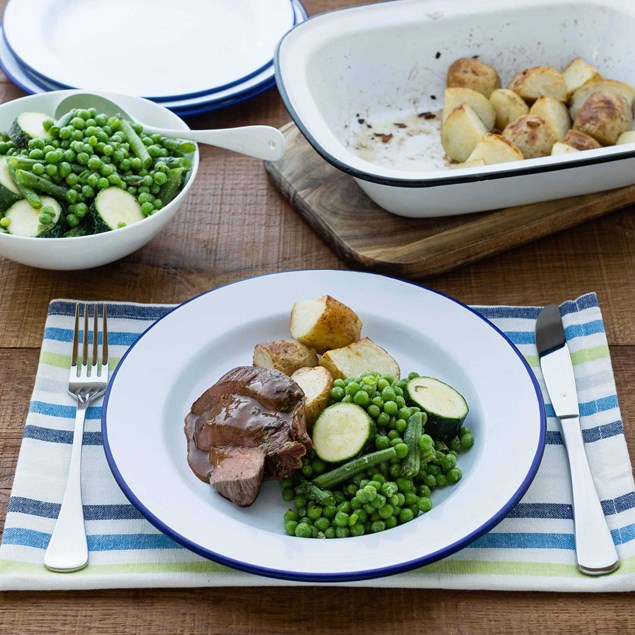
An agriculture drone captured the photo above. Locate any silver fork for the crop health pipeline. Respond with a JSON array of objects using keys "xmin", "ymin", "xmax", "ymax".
[{"xmin": 44, "ymin": 303, "xmax": 109, "ymax": 573}]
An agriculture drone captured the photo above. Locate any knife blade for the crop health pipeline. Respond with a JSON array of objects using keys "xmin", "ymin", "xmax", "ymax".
[{"xmin": 536, "ymin": 304, "xmax": 619, "ymax": 575}]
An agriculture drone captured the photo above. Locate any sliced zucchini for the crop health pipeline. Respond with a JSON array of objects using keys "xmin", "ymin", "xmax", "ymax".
[
  {"xmin": 311, "ymin": 403, "xmax": 374, "ymax": 463},
  {"xmin": 0, "ymin": 157, "xmax": 23, "ymax": 211},
  {"xmin": 9, "ymin": 112, "xmax": 52, "ymax": 147},
  {"xmin": 91, "ymin": 187, "xmax": 144, "ymax": 233},
  {"xmin": 406, "ymin": 376, "xmax": 469, "ymax": 441},
  {"xmin": 5, "ymin": 196, "xmax": 63, "ymax": 238}
]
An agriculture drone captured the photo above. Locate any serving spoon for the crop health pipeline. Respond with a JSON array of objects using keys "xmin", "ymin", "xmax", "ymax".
[{"xmin": 54, "ymin": 93, "xmax": 285, "ymax": 161}]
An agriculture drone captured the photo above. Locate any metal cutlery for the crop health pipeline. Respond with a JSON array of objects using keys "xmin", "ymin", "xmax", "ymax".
[
  {"xmin": 44, "ymin": 303, "xmax": 109, "ymax": 573},
  {"xmin": 535, "ymin": 303, "xmax": 619, "ymax": 576}
]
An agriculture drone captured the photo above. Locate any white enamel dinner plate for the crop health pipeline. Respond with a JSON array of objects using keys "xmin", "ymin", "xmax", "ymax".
[
  {"xmin": 3, "ymin": 0, "xmax": 295, "ymax": 100},
  {"xmin": 102, "ymin": 270, "xmax": 545, "ymax": 582}
]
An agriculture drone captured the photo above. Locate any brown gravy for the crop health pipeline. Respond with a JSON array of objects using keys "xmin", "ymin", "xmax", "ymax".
[{"xmin": 184, "ymin": 412, "xmax": 213, "ymax": 482}]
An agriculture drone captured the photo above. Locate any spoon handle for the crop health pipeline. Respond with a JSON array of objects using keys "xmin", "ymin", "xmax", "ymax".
[{"xmin": 142, "ymin": 125, "xmax": 286, "ymax": 161}]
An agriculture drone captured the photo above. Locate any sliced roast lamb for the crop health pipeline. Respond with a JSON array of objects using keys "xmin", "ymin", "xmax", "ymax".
[{"xmin": 185, "ymin": 366, "xmax": 310, "ymax": 506}]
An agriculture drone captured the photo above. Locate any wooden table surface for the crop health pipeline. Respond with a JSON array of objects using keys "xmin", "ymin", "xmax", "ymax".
[{"xmin": 0, "ymin": 1, "xmax": 633, "ymax": 632}]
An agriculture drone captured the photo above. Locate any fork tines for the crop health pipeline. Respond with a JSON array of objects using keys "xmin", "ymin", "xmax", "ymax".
[{"xmin": 71, "ymin": 303, "xmax": 109, "ymax": 376}]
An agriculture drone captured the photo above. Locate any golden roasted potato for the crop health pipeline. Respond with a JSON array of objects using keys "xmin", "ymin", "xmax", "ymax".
[
  {"xmin": 290, "ymin": 295, "xmax": 362, "ymax": 354},
  {"xmin": 573, "ymin": 91, "xmax": 633, "ymax": 145},
  {"xmin": 562, "ymin": 129, "xmax": 602, "ymax": 151},
  {"xmin": 291, "ymin": 366, "xmax": 334, "ymax": 426},
  {"xmin": 466, "ymin": 133, "xmax": 523, "ymax": 165},
  {"xmin": 502, "ymin": 115, "xmax": 558, "ymax": 159},
  {"xmin": 319, "ymin": 337, "xmax": 400, "ymax": 380},
  {"xmin": 446, "ymin": 57, "xmax": 501, "ymax": 98},
  {"xmin": 489, "ymin": 88, "xmax": 529, "ymax": 130},
  {"xmin": 529, "ymin": 96, "xmax": 571, "ymax": 139},
  {"xmin": 253, "ymin": 339, "xmax": 318, "ymax": 376},
  {"xmin": 441, "ymin": 104, "xmax": 488, "ymax": 162},
  {"xmin": 507, "ymin": 66, "xmax": 567, "ymax": 102},
  {"xmin": 562, "ymin": 57, "xmax": 601, "ymax": 98},
  {"xmin": 570, "ymin": 78, "xmax": 635, "ymax": 119},
  {"xmin": 551, "ymin": 142, "xmax": 579, "ymax": 156},
  {"xmin": 617, "ymin": 130, "xmax": 635, "ymax": 145},
  {"xmin": 442, "ymin": 87, "xmax": 496, "ymax": 130}
]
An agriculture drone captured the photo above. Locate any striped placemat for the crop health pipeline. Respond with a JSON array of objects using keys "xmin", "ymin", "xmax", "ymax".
[{"xmin": 0, "ymin": 293, "xmax": 633, "ymax": 590}]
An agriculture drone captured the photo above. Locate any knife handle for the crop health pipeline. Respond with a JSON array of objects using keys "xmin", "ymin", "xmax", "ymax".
[{"xmin": 559, "ymin": 416, "xmax": 620, "ymax": 575}]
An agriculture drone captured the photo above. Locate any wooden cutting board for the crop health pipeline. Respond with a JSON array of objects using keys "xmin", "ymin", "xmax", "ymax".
[{"xmin": 265, "ymin": 122, "xmax": 635, "ymax": 279}]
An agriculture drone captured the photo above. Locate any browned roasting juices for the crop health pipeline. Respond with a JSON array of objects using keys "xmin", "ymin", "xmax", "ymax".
[{"xmin": 184, "ymin": 366, "xmax": 311, "ymax": 507}]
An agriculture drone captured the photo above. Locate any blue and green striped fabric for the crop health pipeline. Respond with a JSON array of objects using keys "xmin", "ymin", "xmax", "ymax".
[{"xmin": 0, "ymin": 294, "xmax": 634, "ymax": 590}]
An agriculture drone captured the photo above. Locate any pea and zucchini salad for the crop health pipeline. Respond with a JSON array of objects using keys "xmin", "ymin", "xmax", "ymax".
[
  {"xmin": 281, "ymin": 371, "xmax": 474, "ymax": 539},
  {"xmin": 0, "ymin": 108, "xmax": 194, "ymax": 238}
]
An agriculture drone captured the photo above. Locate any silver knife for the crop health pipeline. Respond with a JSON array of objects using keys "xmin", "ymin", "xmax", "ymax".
[{"xmin": 536, "ymin": 303, "xmax": 619, "ymax": 575}]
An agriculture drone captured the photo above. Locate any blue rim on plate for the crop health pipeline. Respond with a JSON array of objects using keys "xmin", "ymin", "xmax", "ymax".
[
  {"xmin": 101, "ymin": 269, "xmax": 546, "ymax": 583},
  {"xmin": 0, "ymin": 1, "xmax": 306, "ymax": 115},
  {"xmin": 3, "ymin": 0, "xmax": 299, "ymax": 102}
]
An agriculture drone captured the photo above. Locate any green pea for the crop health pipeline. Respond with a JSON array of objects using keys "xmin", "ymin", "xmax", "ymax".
[
  {"xmin": 65, "ymin": 213, "xmax": 79, "ymax": 227},
  {"xmin": 294, "ymin": 523, "xmax": 312, "ymax": 538},
  {"xmin": 376, "ymin": 412, "xmax": 390, "ymax": 427},
  {"xmin": 38, "ymin": 212, "xmax": 52, "ymax": 225},
  {"xmin": 447, "ymin": 468, "xmax": 462, "ymax": 484},
  {"xmin": 322, "ymin": 505, "xmax": 336, "ymax": 519},
  {"xmin": 330, "ymin": 386, "xmax": 345, "ymax": 401},
  {"xmin": 396, "ymin": 478, "xmax": 414, "ymax": 493},
  {"xmin": 345, "ymin": 382, "xmax": 360, "ymax": 396},
  {"xmin": 333, "ymin": 511, "xmax": 349, "ymax": 528},
  {"xmin": 353, "ymin": 391, "xmax": 369, "ymax": 406},
  {"xmin": 418, "ymin": 434, "xmax": 434, "ymax": 451},
  {"xmin": 460, "ymin": 433, "xmax": 474, "ymax": 449},
  {"xmin": 284, "ymin": 520, "xmax": 298, "ymax": 536},
  {"xmin": 383, "ymin": 400, "xmax": 398, "ymax": 415},
  {"xmin": 399, "ymin": 508, "xmax": 414, "ymax": 524},
  {"xmin": 381, "ymin": 387, "xmax": 396, "ymax": 402},
  {"xmin": 32, "ymin": 162, "xmax": 45, "ymax": 176},
  {"xmin": 314, "ymin": 517, "xmax": 330, "ymax": 532},
  {"xmin": 370, "ymin": 520, "xmax": 386, "ymax": 533},
  {"xmin": 0, "ymin": 217, "xmax": 10, "ymax": 228},
  {"xmin": 367, "ymin": 404, "xmax": 381, "ymax": 419},
  {"xmin": 281, "ymin": 489, "xmax": 294, "ymax": 501},
  {"xmin": 29, "ymin": 149, "xmax": 44, "ymax": 160}
]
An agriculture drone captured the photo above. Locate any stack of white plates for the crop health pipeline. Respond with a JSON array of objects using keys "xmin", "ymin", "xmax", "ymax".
[{"xmin": 0, "ymin": 0, "xmax": 306, "ymax": 116}]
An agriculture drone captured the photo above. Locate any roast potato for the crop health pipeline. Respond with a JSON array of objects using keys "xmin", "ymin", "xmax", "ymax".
[
  {"xmin": 617, "ymin": 130, "xmax": 635, "ymax": 144},
  {"xmin": 502, "ymin": 115, "xmax": 558, "ymax": 158},
  {"xmin": 562, "ymin": 57, "xmax": 601, "ymax": 98},
  {"xmin": 290, "ymin": 295, "xmax": 362, "ymax": 354},
  {"xmin": 562, "ymin": 129, "xmax": 602, "ymax": 151},
  {"xmin": 572, "ymin": 91, "xmax": 633, "ymax": 145},
  {"xmin": 570, "ymin": 78, "xmax": 635, "ymax": 119},
  {"xmin": 466, "ymin": 133, "xmax": 523, "ymax": 164},
  {"xmin": 489, "ymin": 88, "xmax": 529, "ymax": 130},
  {"xmin": 529, "ymin": 96, "xmax": 571, "ymax": 139},
  {"xmin": 441, "ymin": 104, "xmax": 488, "ymax": 162},
  {"xmin": 319, "ymin": 337, "xmax": 400, "ymax": 380},
  {"xmin": 442, "ymin": 87, "xmax": 496, "ymax": 130},
  {"xmin": 253, "ymin": 340, "xmax": 318, "ymax": 376},
  {"xmin": 507, "ymin": 66, "xmax": 567, "ymax": 102},
  {"xmin": 291, "ymin": 366, "xmax": 334, "ymax": 426},
  {"xmin": 551, "ymin": 142, "xmax": 579, "ymax": 155},
  {"xmin": 446, "ymin": 57, "xmax": 501, "ymax": 98}
]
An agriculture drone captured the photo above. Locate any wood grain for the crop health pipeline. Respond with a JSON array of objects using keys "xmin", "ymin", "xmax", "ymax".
[
  {"xmin": 0, "ymin": 0, "xmax": 634, "ymax": 631},
  {"xmin": 265, "ymin": 123, "xmax": 635, "ymax": 280}
]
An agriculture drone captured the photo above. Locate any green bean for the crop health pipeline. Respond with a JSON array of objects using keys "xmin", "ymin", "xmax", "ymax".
[
  {"xmin": 402, "ymin": 412, "xmax": 424, "ymax": 478},
  {"xmin": 158, "ymin": 167, "xmax": 184, "ymax": 205},
  {"xmin": 119, "ymin": 118, "xmax": 152, "ymax": 168},
  {"xmin": 14, "ymin": 169, "xmax": 68, "ymax": 200},
  {"xmin": 311, "ymin": 447, "xmax": 397, "ymax": 490},
  {"xmin": 7, "ymin": 161, "xmax": 41, "ymax": 208}
]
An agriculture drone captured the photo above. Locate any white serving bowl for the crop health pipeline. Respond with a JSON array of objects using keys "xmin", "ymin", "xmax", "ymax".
[
  {"xmin": 0, "ymin": 90, "xmax": 199, "ymax": 269},
  {"xmin": 275, "ymin": 0, "xmax": 635, "ymax": 217}
]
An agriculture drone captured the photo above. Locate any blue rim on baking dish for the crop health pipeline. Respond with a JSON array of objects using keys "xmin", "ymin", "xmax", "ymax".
[{"xmin": 101, "ymin": 270, "xmax": 546, "ymax": 582}]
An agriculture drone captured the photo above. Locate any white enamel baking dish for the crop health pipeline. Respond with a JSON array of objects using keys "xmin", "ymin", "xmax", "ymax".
[{"xmin": 275, "ymin": 0, "xmax": 635, "ymax": 217}]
